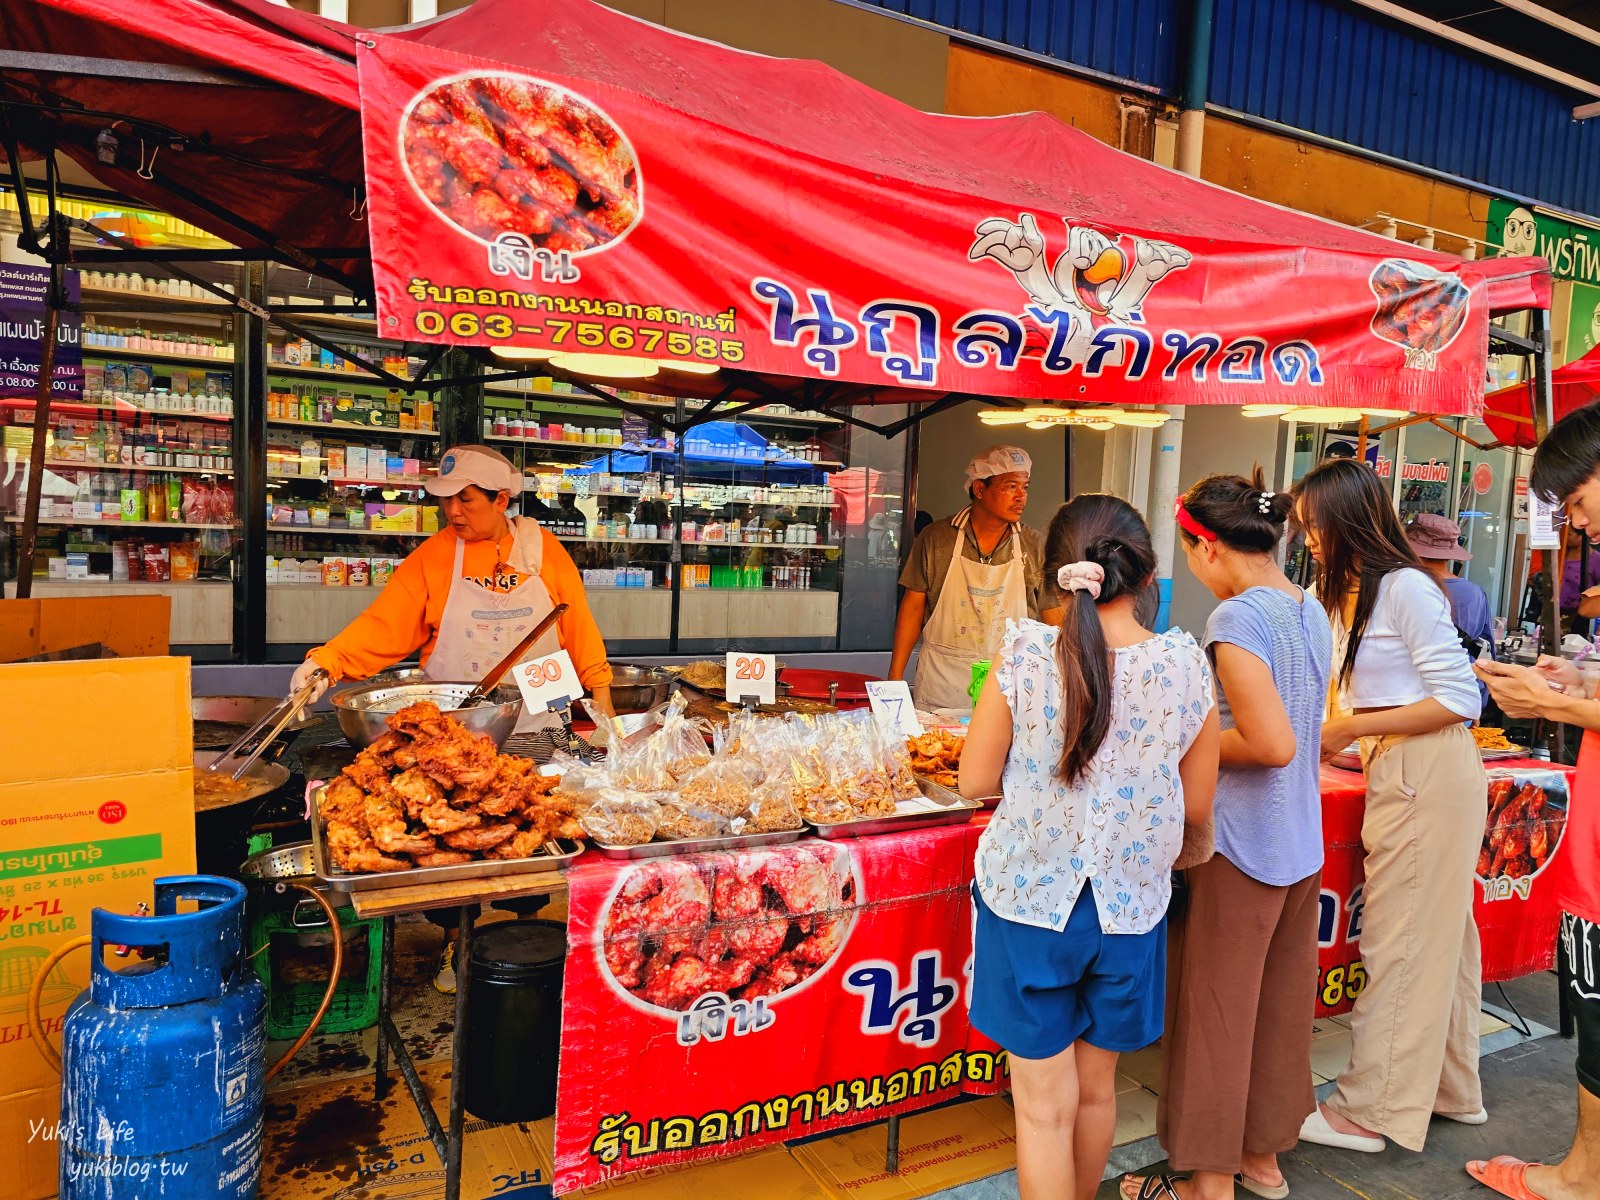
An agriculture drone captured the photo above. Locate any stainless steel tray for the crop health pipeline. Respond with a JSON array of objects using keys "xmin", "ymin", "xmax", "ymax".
[
  {"xmin": 310, "ymin": 793, "xmax": 584, "ymax": 892},
  {"xmin": 590, "ymin": 828, "xmax": 805, "ymax": 860},
  {"xmin": 1481, "ymin": 745, "xmax": 1529, "ymax": 762},
  {"xmin": 807, "ymin": 777, "xmax": 981, "ymax": 839}
]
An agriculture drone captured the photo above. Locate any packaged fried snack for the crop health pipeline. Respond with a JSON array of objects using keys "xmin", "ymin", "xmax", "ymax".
[
  {"xmin": 655, "ymin": 802, "xmax": 734, "ymax": 842},
  {"xmin": 581, "ymin": 790, "xmax": 663, "ymax": 846},
  {"xmin": 745, "ymin": 778, "xmax": 805, "ymax": 833}
]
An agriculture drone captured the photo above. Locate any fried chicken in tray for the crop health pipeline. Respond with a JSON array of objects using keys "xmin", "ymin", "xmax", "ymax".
[{"xmin": 320, "ymin": 701, "xmax": 584, "ymax": 874}]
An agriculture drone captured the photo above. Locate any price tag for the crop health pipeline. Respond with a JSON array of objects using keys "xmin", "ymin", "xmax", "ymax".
[
  {"xmin": 865, "ymin": 680, "xmax": 922, "ymax": 736},
  {"xmin": 724, "ymin": 651, "xmax": 776, "ymax": 705},
  {"xmin": 511, "ymin": 649, "xmax": 579, "ymax": 711},
  {"xmin": 1530, "ymin": 490, "xmax": 1561, "ymax": 550}
]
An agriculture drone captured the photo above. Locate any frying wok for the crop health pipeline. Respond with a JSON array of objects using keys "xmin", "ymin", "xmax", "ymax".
[
  {"xmin": 192, "ymin": 695, "xmax": 318, "ymax": 750},
  {"xmin": 192, "ymin": 749, "xmax": 295, "ymax": 878}
]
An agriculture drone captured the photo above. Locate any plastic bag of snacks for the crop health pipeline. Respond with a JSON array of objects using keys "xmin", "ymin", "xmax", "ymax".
[
  {"xmin": 610, "ymin": 698, "xmax": 712, "ymax": 790},
  {"xmin": 745, "ymin": 777, "xmax": 804, "ymax": 833},
  {"xmin": 655, "ymin": 802, "xmax": 733, "ymax": 841},
  {"xmin": 580, "ymin": 790, "xmax": 662, "ymax": 846},
  {"xmin": 677, "ymin": 758, "xmax": 764, "ymax": 818}
]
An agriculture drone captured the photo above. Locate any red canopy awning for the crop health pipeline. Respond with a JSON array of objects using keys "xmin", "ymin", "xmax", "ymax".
[
  {"xmin": 1482, "ymin": 344, "xmax": 1600, "ymax": 448},
  {"xmin": 0, "ymin": 0, "xmax": 1553, "ymax": 413}
]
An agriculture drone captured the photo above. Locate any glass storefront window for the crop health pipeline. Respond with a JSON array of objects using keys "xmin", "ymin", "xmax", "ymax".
[
  {"xmin": 1457, "ymin": 421, "xmax": 1515, "ymax": 614},
  {"xmin": 1395, "ymin": 419, "xmax": 1460, "ymax": 524}
]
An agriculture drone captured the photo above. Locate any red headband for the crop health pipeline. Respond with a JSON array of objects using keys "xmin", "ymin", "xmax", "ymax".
[{"xmin": 1174, "ymin": 497, "xmax": 1218, "ymax": 542}]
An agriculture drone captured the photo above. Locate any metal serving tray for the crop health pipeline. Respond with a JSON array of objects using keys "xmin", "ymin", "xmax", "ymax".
[
  {"xmin": 806, "ymin": 777, "xmax": 981, "ymax": 840},
  {"xmin": 309, "ymin": 789, "xmax": 583, "ymax": 892},
  {"xmin": 590, "ymin": 828, "xmax": 805, "ymax": 860}
]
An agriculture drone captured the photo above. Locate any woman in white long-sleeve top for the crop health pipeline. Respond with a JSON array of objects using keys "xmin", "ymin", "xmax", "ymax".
[{"xmin": 1292, "ymin": 458, "xmax": 1487, "ymax": 1156}]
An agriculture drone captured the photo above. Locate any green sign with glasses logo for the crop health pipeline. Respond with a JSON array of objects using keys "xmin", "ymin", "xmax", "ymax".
[{"xmin": 1488, "ymin": 197, "xmax": 1600, "ymax": 286}]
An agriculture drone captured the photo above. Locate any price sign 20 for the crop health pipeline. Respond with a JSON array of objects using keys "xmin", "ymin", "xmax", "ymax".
[{"xmin": 725, "ymin": 651, "xmax": 776, "ymax": 705}]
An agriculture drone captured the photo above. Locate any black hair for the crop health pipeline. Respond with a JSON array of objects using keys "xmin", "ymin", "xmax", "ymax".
[
  {"xmin": 1531, "ymin": 400, "xmax": 1600, "ymax": 503},
  {"xmin": 1294, "ymin": 457, "xmax": 1434, "ymax": 686},
  {"xmin": 455, "ymin": 483, "xmax": 507, "ymax": 503},
  {"xmin": 1043, "ymin": 494, "xmax": 1157, "ymax": 784},
  {"xmin": 1179, "ymin": 466, "xmax": 1292, "ymax": 554}
]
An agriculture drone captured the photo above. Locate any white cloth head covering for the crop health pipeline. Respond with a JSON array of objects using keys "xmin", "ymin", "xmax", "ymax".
[{"xmin": 965, "ymin": 445, "xmax": 1032, "ymax": 485}]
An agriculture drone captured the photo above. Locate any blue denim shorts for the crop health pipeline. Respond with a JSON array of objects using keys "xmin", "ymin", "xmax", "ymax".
[{"xmin": 970, "ymin": 884, "xmax": 1166, "ymax": 1060}]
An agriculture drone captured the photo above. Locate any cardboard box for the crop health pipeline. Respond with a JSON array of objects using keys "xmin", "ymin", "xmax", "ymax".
[
  {"xmin": 0, "ymin": 656, "xmax": 195, "ymax": 1200},
  {"xmin": 791, "ymin": 1099, "xmax": 1018, "ymax": 1200},
  {"xmin": 261, "ymin": 1062, "xmax": 554, "ymax": 1200},
  {"xmin": 0, "ymin": 595, "xmax": 171, "ymax": 664}
]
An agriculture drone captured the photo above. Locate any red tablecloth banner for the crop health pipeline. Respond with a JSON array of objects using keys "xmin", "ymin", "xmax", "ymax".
[
  {"xmin": 553, "ymin": 822, "xmax": 1006, "ymax": 1193},
  {"xmin": 1316, "ymin": 759, "xmax": 1574, "ymax": 1018}
]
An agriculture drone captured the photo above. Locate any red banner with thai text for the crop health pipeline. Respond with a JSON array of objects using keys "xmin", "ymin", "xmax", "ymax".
[
  {"xmin": 356, "ymin": 37, "xmax": 1491, "ymax": 414},
  {"xmin": 1316, "ymin": 761, "xmax": 1571, "ymax": 1019},
  {"xmin": 552, "ymin": 824, "xmax": 1004, "ymax": 1193}
]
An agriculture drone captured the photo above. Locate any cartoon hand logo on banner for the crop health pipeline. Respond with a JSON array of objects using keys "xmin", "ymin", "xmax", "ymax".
[
  {"xmin": 971, "ymin": 215, "xmax": 1191, "ymax": 366},
  {"xmin": 598, "ymin": 843, "xmax": 860, "ymax": 1015},
  {"xmin": 1367, "ymin": 259, "xmax": 1471, "ymax": 369},
  {"xmin": 400, "ymin": 72, "xmax": 642, "ymax": 255}
]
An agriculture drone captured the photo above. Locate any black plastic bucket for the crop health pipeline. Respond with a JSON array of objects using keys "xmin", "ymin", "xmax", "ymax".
[{"xmin": 463, "ymin": 919, "xmax": 567, "ymax": 1123}]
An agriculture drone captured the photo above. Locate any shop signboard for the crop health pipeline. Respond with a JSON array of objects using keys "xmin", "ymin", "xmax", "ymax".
[
  {"xmin": 357, "ymin": 40, "xmax": 1492, "ymax": 416},
  {"xmin": 0, "ymin": 264, "xmax": 81, "ymax": 401},
  {"xmin": 1488, "ymin": 198, "xmax": 1600, "ymax": 286},
  {"xmin": 553, "ymin": 823, "xmax": 1006, "ymax": 1193},
  {"xmin": 1568, "ymin": 283, "xmax": 1600, "ymax": 363}
]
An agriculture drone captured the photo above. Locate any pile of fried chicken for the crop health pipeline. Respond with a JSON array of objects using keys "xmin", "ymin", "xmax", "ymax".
[{"xmin": 320, "ymin": 701, "xmax": 583, "ymax": 874}]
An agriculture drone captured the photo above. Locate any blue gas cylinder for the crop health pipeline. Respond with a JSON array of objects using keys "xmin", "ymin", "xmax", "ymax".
[{"xmin": 60, "ymin": 876, "xmax": 266, "ymax": 1199}]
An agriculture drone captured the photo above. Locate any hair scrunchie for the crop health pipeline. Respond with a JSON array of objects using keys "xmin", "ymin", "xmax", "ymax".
[{"xmin": 1057, "ymin": 561, "xmax": 1104, "ymax": 599}]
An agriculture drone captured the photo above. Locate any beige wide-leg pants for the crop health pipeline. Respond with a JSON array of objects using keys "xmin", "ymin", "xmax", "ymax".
[{"xmin": 1324, "ymin": 722, "xmax": 1485, "ymax": 1150}]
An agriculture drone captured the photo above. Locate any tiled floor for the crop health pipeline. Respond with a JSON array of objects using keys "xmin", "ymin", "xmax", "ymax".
[
  {"xmin": 1104, "ymin": 1009, "xmax": 1514, "ymax": 1145},
  {"xmin": 260, "ymin": 915, "xmax": 1534, "ymax": 1198}
]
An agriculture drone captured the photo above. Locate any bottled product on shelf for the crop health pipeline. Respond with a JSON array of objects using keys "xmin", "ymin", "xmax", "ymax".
[
  {"xmin": 266, "ymin": 386, "xmax": 435, "ymax": 432},
  {"xmin": 82, "ymin": 320, "xmax": 233, "ymax": 360}
]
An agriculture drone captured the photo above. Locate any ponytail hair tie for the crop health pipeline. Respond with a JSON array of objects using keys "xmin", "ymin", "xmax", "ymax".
[
  {"xmin": 1257, "ymin": 490, "xmax": 1277, "ymax": 515},
  {"xmin": 1057, "ymin": 561, "xmax": 1105, "ymax": 599}
]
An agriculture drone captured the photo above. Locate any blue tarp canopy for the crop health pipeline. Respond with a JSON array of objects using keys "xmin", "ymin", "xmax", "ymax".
[{"xmin": 567, "ymin": 421, "xmax": 825, "ymax": 482}]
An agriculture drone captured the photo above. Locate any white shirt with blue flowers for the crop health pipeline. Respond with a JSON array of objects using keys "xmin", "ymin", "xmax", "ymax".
[{"xmin": 975, "ymin": 618, "xmax": 1215, "ymax": 935}]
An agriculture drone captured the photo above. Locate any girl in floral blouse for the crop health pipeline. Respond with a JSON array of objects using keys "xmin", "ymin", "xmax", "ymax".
[{"xmin": 961, "ymin": 493, "xmax": 1219, "ymax": 1200}]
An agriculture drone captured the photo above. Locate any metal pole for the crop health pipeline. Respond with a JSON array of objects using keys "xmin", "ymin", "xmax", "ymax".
[
  {"xmin": 1532, "ymin": 308, "xmax": 1560, "ymax": 660},
  {"xmin": 1148, "ymin": 408, "xmax": 1185, "ymax": 631},
  {"xmin": 235, "ymin": 262, "xmax": 268, "ymax": 661},
  {"xmin": 1175, "ymin": 0, "xmax": 1216, "ymax": 177},
  {"xmin": 445, "ymin": 903, "xmax": 476, "ymax": 1200},
  {"xmin": 14, "ymin": 290, "xmax": 59, "ymax": 600}
]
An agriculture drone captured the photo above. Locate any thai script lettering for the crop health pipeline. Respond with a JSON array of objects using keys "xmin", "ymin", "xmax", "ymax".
[
  {"xmin": 843, "ymin": 952, "xmax": 958, "ymax": 1045},
  {"xmin": 587, "ymin": 1050, "xmax": 1011, "ymax": 1167}
]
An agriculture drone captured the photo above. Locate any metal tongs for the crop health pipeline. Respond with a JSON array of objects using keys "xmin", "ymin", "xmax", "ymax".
[{"xmin": 206, "ymin": 667, "xmax": 327, "ymax": 781}]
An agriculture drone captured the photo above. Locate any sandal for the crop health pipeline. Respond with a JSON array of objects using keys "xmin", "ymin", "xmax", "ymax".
[
  {"xmin": 1465, "ymin": 1157, "xmax": 1547, "ymax": 1200},
  {"xmin": 1235, "ymin": 1172, "xmax": 1289, "ymax": 1200},
  {"xmin": 1120, "ymin": 1175, "xmax": 1184, "ymax": 1200}
]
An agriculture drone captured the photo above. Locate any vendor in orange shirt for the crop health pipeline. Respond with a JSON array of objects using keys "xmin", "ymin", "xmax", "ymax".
[{"xmin": 289, "ymin": 445, "xmax": 614, "ymax": 726}]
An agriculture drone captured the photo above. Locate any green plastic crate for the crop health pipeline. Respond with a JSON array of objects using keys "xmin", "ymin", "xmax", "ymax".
[{"xmin": 249, "ymin": 898, "xmax": 383, "ymax": 1041}]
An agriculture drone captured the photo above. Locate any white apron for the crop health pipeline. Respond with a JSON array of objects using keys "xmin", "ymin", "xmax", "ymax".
[
  {"xmin": 911, "ymin": 518, "xmax": 1028, "ymax": 712},
  {"xmin": 423, "ymin": 516, "xmax": 564, "ymax": 732}
]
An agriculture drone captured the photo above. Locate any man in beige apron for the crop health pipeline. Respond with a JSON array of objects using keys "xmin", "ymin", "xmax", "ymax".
[{"xmin": 889, "ymin": 446, "xmax": 1060, "ymax": 712}]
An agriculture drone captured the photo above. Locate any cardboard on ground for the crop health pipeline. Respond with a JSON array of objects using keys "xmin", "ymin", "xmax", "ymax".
[{"xmin": 0, "ymin": 649, "xmax": 195, "ymax": 1200}]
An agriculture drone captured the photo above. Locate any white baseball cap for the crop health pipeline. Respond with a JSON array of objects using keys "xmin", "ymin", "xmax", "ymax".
[
  {"xmin": 966, "ymin": 445, "xmax": 1032, "ymax": 485},
  {"xmin": 425, "ymin": 445, "xmax": 524, "ymax": 497}
]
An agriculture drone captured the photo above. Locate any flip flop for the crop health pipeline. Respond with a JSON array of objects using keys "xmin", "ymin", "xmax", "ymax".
[
  {"xmin": 1235, "ymin": 1172, "xmax": 1290, "ymax": 1199},
  {"xmin": 1466, "ymin": 1157, "xmax": 1547, "ymax": 1200},
  {"xmin": 1120, "ymin": 1174, "xmax": 1184, "ymax": 1200}
]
